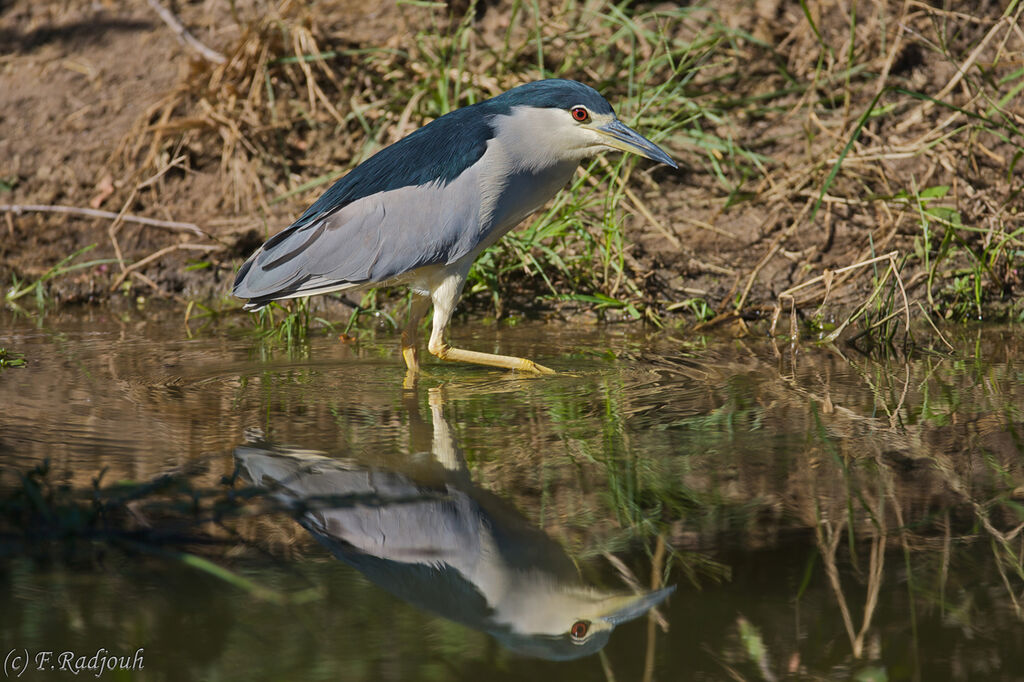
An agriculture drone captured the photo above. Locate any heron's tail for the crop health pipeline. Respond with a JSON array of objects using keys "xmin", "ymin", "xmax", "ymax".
[{"xmin": 233, "ymin": 250, "xmax": 268, "ymax": 310}]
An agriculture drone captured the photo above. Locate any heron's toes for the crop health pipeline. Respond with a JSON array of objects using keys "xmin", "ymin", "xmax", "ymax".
[{"xmin": 518, "ymin": 359, "xmax": 556, "ymax": 375}]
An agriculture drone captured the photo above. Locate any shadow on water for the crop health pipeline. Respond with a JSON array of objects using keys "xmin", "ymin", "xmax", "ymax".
[{"xmin": 1, "ymin": 309, "xmax": 1024, "ymax": 679}]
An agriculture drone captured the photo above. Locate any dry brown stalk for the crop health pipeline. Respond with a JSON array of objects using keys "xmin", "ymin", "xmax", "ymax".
[
  {"xmin": 106, "ymin": 189, "xmax": 138, "ymax": 274},
  {"xmin": 821, "ymin": 252, "xmax": 909, "ymax": 344},
  {"xmin": 769, "ymin": 251, "xmax": 904, "ymax": 338},
  {"xmin": 146, "ymin": 0, "xmax": 226, "ymax": 65},
  {"xmin": 815, "ymin": 519, "xmax": 886, "ymax": 659},
  {"xmin": 893, "ymin": 8, "xmax": 1019, "ymax": 134},
  {"xmin": 0, "ymin": 204, "xmax": 207, "ymax": 237},
  {"xmin": 644, "ymin": 534, "xmax": 669, "ymax": 682},
  {"xmin": 602, "ymin": 551, "xmax": 669, "ymax": 632},
  {"xmin": 108, "ymin": 243, "xmax": 222, "ymax": 292}
]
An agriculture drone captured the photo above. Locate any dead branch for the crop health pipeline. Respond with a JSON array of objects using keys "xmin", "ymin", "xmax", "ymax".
[
  {"xmin": 146, "ymin": 0, "xmax": 226, "ymax": 64},
  {"xmin": 1, "ymin": 203, "xmax": 211, "ymax": 238}
]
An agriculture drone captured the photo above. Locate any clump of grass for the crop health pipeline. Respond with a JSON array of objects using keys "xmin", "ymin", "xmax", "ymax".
[
  {"xmin": 250, "ymin": 297, "xmax": 314, "ymax": 353},
  {"xmin": 239, "ymin": 289, "xmax": 400, "ymax": 358},
  {"xmin": 5, "ymin": 244, "xmax": 118, "ymax": 312},
  {"xmin": 770, "ymin": 249, "xmax": 928, "ymax": 353}
]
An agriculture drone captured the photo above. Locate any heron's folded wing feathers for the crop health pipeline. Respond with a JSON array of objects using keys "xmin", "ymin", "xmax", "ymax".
[{"xmin": 233, "ymin": 180, "xmax": 481, "ymax": 302}]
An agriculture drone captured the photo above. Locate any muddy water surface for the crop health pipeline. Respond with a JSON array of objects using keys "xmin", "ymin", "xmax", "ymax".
[{"xmin": 2, "ymin": 309, "xmax": 1023, "ymax": 681}]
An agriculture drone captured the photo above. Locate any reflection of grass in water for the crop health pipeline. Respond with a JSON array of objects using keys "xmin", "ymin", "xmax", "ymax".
[
  {"xmin": 694, "ymin": 395, "xmax": 1024, "ymax": 677},
  {"xmin": 450, "ymin": 343, "xmax": 1024, "ymax": 671},
  {"xmin": 806, "ymin": 403, "xmax": 1023, "ymax": 664},
  {"xmin": 0, "ymin": 348, "xmax": 26, "ymax": 370},
  {"xmin": 0, "ymin": 460, "xmax": 319, "ymax": 605},
  {"xmin": 547, "ymin": 374, "xmax": 738, "ymax": 587}
]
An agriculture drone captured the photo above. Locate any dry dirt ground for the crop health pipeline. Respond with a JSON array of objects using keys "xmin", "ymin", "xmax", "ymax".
[{"xmin": 1, "ymin": 0, "xmax": 1021, "ymax": 331}]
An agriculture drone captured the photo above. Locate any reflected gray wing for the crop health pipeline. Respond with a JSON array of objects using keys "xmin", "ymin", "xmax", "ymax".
[{"xmin": 235, "ymin": 447, "xmax": 483, "ymax": 564}]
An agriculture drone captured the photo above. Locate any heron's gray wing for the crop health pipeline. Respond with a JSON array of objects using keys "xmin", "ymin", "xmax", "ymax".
[
  {"xmin": 233, "ymin": 175, "xmax": 483, "ymax": 303},
  {"xmin": 291, "ymin": 102, "xmax": 495, "ymax": 230},
  {"xmin": 233, "ymin": 104, "xmax": 496, "ymax": 304}
]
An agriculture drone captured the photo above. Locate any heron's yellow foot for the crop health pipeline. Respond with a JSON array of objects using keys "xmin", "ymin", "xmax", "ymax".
[{"xmin": 516, "ymin": 358, "xmax": 555, "ymax": 374}]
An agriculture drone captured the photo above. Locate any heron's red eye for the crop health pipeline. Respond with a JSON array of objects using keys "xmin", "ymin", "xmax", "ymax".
[
  {"xmin": 570, "ymin": 621, "xmax": 589, "ymax": 640},
  {"xmin": 570, "ymin": 106, "xmax": 589, "ymax": 122}
]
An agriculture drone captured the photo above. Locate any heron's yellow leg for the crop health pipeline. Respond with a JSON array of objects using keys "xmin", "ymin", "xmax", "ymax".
[
  {"xmin": 401, "ymin": 294, "xmax": 433, "ymax": 380},
  {"xmin": 428, "ymin": 343, "xmax": 554, "ymax": 374},
  {"xmin": 426, "ymin": 276, "xmax": 554, "ymax": 374}
]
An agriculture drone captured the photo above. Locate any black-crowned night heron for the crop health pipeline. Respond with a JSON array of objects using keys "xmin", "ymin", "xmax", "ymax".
[
  {"xmin": 235, "ymin": 391, "xmax": 673, "ymax": 660},
  {"xmin": 233, "ymin": 79, "xmax": 676, "ymax": 375}
]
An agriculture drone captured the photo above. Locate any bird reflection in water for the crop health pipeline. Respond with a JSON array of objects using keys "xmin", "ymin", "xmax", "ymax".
[{"xmin": 234, "ymin": 390, "xmax": 673, "ymax": 661}]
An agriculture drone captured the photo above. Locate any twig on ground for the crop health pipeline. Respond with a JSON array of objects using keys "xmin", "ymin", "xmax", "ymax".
[
  {"xmin": 109, "ymin": 243, "xmax": 222, "ymax": 291},
  {"xmin": 146, "ymin": 0, "xmax": 226, "ymax": 64},
  {"xmin": 1, "ymin": 204, "xmax": 209, "ymax": 238}
]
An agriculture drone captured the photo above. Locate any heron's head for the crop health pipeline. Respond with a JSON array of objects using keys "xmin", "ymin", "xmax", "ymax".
[
  {"xmin": 488, "ymin": 79, "xmax": 677, "ymax": 169},
  {"xmin": 491, "ymin": 583, "xmax": 677, "ymax": 660}
]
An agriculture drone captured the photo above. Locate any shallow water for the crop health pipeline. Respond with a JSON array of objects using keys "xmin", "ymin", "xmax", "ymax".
[{"xmin": 2, "ymin": 308, "xmax": 1023, "ymax": 681}]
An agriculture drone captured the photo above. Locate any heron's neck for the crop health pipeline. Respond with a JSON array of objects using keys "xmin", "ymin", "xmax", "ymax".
[{"xmin": 473, "ymin": 144, "xmax": 577, "ymax": 253}]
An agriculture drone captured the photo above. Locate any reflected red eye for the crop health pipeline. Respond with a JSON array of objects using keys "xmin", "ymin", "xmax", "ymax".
[
  {"xmin": 570, "ymin": 106, "xmax": 589, "ymax": 122},
  {"xmin": 570, "ymin": 620, "xmax": 589, "ymax": 640}
]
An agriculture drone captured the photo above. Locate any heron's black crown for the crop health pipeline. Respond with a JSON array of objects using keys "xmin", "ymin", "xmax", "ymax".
[{"xmin": 487, "ymin": 79, "xmax": 614, "ymax": 116}]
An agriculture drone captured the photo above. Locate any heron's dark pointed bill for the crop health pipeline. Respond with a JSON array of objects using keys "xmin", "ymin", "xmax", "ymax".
[
  {"xmin": 597, "ymin": 119, "xmax": 677, "ymax": 169},
  {"xmin": 600, "ymin": 585, "xmax": 676, "ymax": 626}
]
